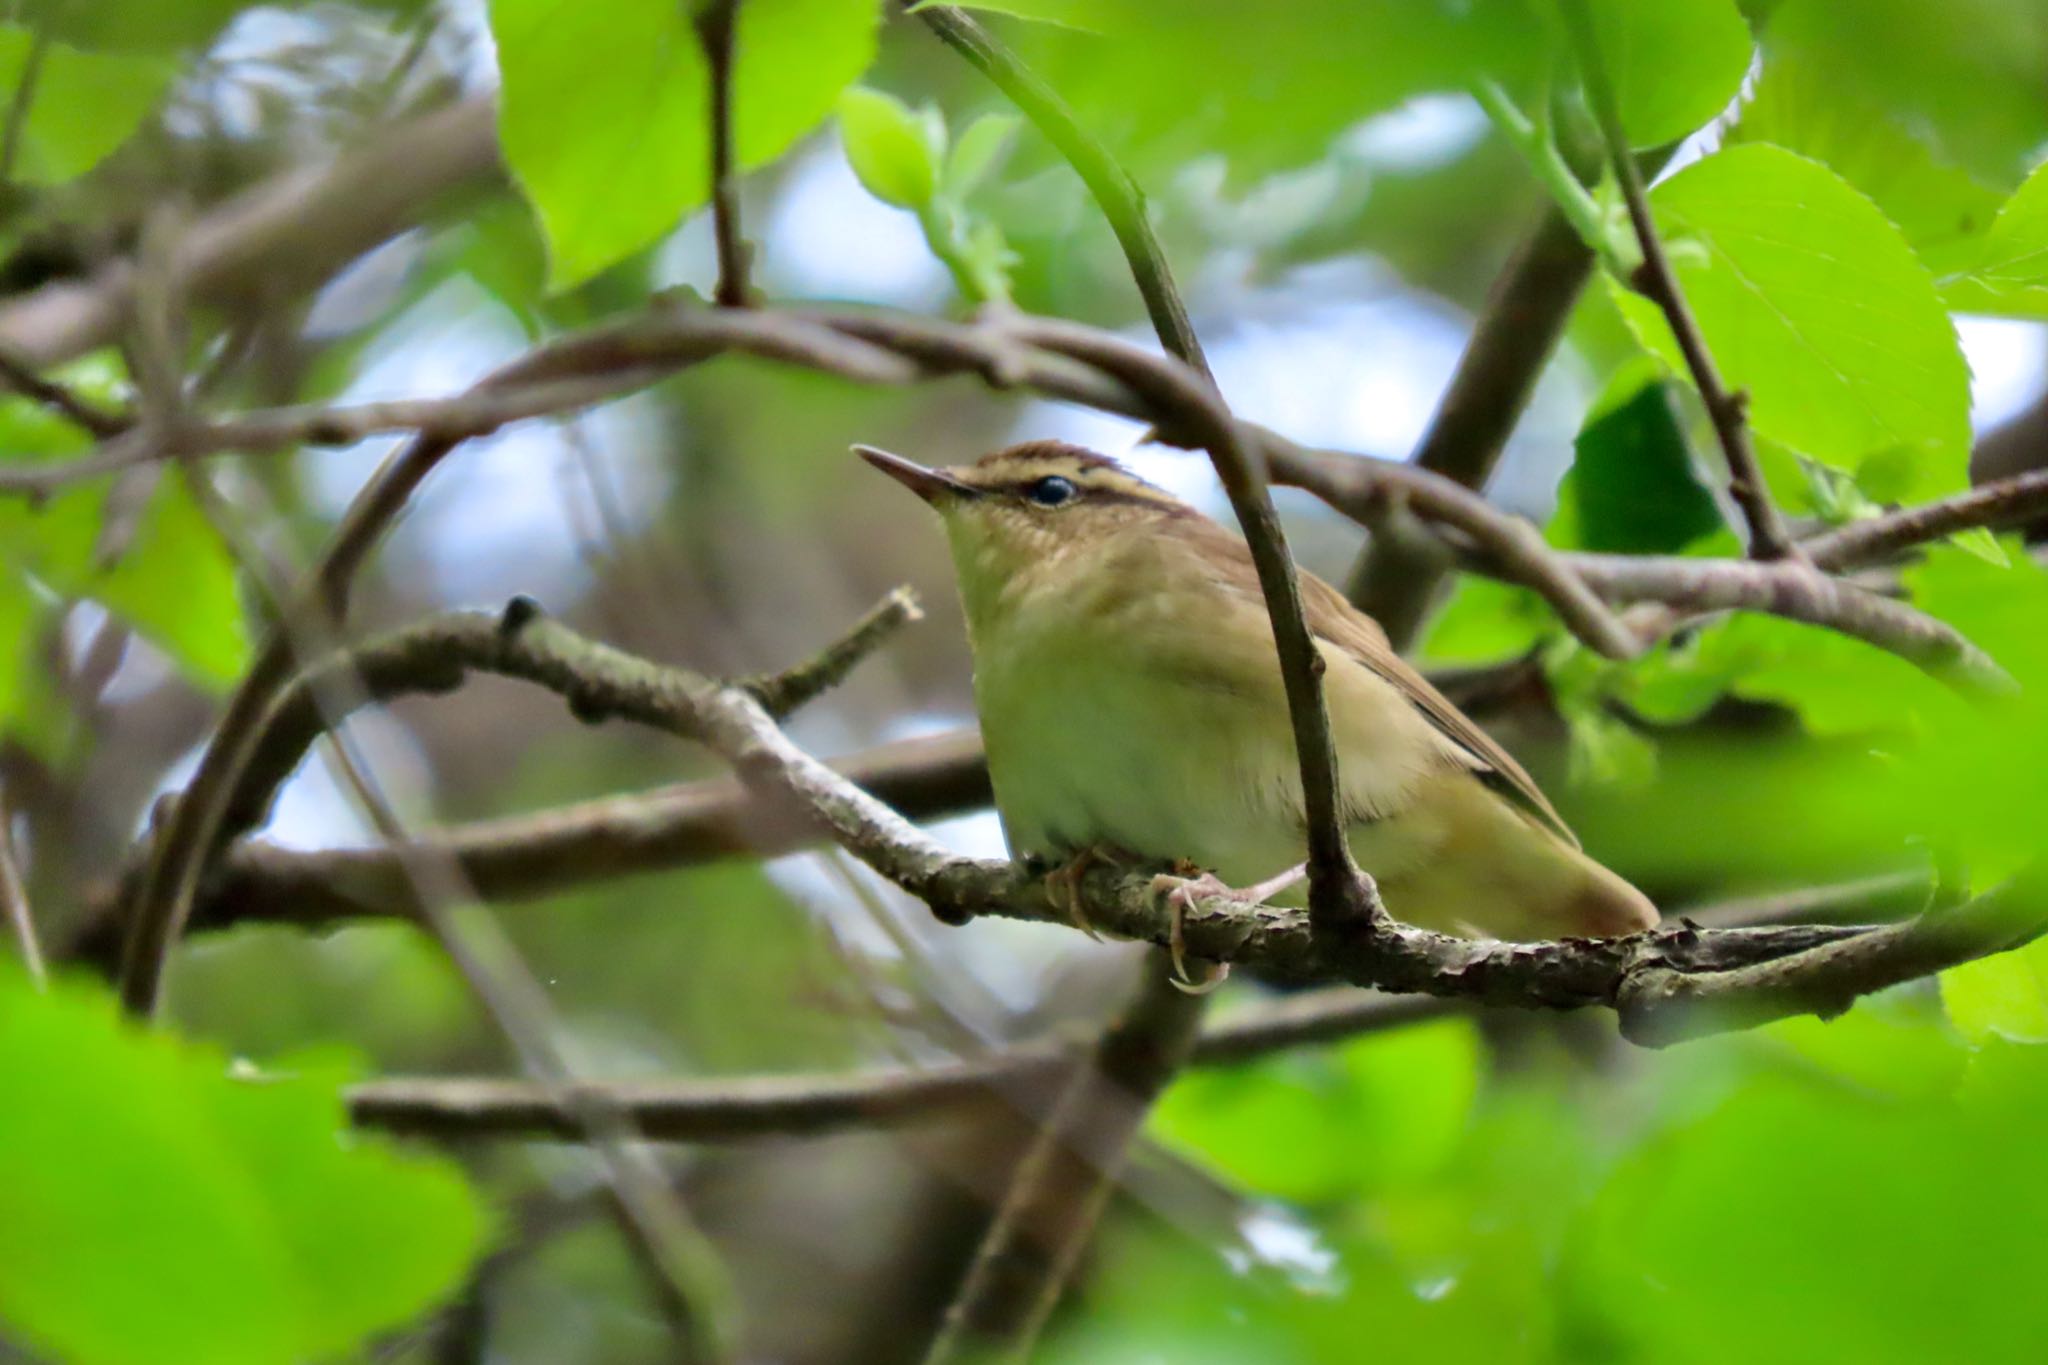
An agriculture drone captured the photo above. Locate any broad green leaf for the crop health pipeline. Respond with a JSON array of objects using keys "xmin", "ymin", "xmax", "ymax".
[
  {"xmin": 92, "ymin": 474, "xmax": 252, "ymax": 688},
  {"xmin": 1761, "ymin": 0, "xmax": 2048, "ymax": 187},
  {"xmin": 1551, "ymin": 361, "xmax": 1722, "ymax": 554},
  {"xmin": 838, "ymin": 87, "xmax": 937, "ymax": 209},
  {"xmin": 491, "ymin": 0, "xmax": 879, "ymax": 290},
  {"xmin": 1625, "ymin": 613, "xmax": 1959, "ymax": 739},
  {"xmin": 1613, "ymin": 144, "xmax": 1972, "ymax": 501},
  {"xmin": 1577, "ymin": 1055, "xmax": 2048, "ymax": 1364},
  {"xmin": 1943, "ymin": 940, "xmax": 2048, "ymax": 1045},
  {"xmin": 945, "ymin": 111, "xmax": 1020, "ymax": 195},
  {"xmin": 1940, "ymin": 157, "xmax": 2048, "ymax": 318},
  {"xmin": 1151, "ymin": 1017, "xmax": 1481, "ymax": 1202},
  {"xmin": 1582, "ymin": 0, "xmax": 1753, "ymax": 150},
  {"xmin": 0, "ymin": 970, "xmax": 487, "ymax": 1365},
  {"xmin": 988, "ymin": 1, "xmax": 1546, "ymax": 183},
  {"xmin": 0, "ymin": 388, "xmax": 249, "ymax": 691},
  {"xmin": 1732, "ymin": 54, "xmax": 2005, "ymax": 277},
  {"xmin": 0, "ymin": 26, "xmax": 173, "ymax": 185},
  {"xmin": 1418, "ymin": 577, "xmax": 1550, "ymax": 667}
]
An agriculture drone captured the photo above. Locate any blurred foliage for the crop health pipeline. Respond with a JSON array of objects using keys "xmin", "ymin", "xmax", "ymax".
[
  {"xmin": 4, "ymin": 0, "xmax": 2048, "ymax": 1360},
  {"xmin": 0, "ymin": 968, "xmax": 485, "ymax": 1364}
]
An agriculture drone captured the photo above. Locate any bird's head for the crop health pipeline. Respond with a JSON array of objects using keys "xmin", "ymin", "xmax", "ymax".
[{"xmin": 857, "ymin": 440, "xmax": 1192, "ymax": 620}]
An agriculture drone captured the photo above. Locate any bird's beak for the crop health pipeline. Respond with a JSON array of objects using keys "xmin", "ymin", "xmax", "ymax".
[{"xmin": 854, "ymin": 444, "xmax": 977, "ymax": 504}]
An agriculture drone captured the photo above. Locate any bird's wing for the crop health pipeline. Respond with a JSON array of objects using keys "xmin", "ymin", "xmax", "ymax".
[
  {"xmin": 1299, "ymin": 570, "xmax": 1579, "ymax": 847},
  {"xmin": 1185, "ymin": 516, "xmax": 1579, "ymax": 847}
]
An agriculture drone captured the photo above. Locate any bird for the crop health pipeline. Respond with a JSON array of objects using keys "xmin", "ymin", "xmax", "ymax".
[{"xmin": 857, "ymin": 439, "xmax": 1657, "ymax": 972}]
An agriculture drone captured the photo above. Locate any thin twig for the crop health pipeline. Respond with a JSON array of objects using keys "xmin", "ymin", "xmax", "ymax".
[
  {"xmin": 0, "ymin": 347, "xmax": 130, "ymax": 439},
  {"xmin": 739, "ymin": 586, "xmax": 921, "ymax": 715},
  {"xmin": 696, "ymin": 0, "xmax": 751, "ymax": 307},
  {"xmin": 1804, "ymin": 467, "xmax": 2048, "ymax": 572},
  {"xmin": 0, "ymin": 789, "xmax": 46, "ymax": 987},
  {"xmin": 915, "ymin": 3, "xmax": 1213, "ymax": 384},
  {"xmin": 1002, "ymin": 315, "xmax": 1374, "ymax": 925},
  {"xmin": 193, "ymin": 478, "xmax": 740, "ymax": 1361},
  {"xmin": 1559, "ymin": 0, "xmax": 1801, "ymax": 563},
  {"xmin": 921, "ymin": 955, "xmax": 1206, "ymax": 1364}
]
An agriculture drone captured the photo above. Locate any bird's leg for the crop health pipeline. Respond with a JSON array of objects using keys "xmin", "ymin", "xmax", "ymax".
[
  {"xmin": 1148, "ymin": 860, "xmax": 1309, "ymax": 993},
  {"xmin": 1040, "ymin": 844, "xmax": 1134, "ymax": 942}
]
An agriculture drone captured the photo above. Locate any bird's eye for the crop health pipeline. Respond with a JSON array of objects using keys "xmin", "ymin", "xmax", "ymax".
[{"xmin": 1026, "ymin": 475, "xmax": 1078, "ymax": 507}]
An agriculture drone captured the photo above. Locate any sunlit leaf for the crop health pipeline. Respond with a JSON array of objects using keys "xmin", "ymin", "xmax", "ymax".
[
  {"xmin": 1940, "ymin": 156, "xmax": 2048, "ymax": 318},
  {"xmin": 1581, "ymin": 0, "xmax": 1753, "ymax": 150},
  {"xmin": 1613, "ymin": 144, "xmax": 1972, "ymax": 500},
  {"xmin": 1943, "ymin": 940, "xmax": 2048, "ymax": 1046},
  {"xmin": 491, "ymin": 0, "xmax": 880, "ymax": 289},
  {"xmin": 945, "ymin": 111, "xmax": 1020, "ymax": 195},
  {"xmin": 0, "ymin": 970, "xmax": 488, "ymax": 1365},
  {"xmin": 838, "ymin": 87, "xmax": 937, "ymax": 209},
  {"xmin": 1733, "ymin": 54, "xmax": 2006, "ymax": 276},
  {"xmin": 0, "ymin": 25, "xmax": 173, "ymax": 185}
]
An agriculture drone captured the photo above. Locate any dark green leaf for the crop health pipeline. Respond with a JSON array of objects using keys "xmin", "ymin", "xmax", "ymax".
[{"xmin": 1552, "ymin": 361, "xmax": 1722, "ymax": 554}]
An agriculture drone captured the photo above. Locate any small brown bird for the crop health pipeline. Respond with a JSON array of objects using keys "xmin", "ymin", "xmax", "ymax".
[{"xmin": 859, "ymin": 439, "xmax": 1657, "ymax": 948}]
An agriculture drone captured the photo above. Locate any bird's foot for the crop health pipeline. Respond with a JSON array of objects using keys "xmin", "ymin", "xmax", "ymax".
[
  {"xmin": 1146, "ymin": 860, "xmax": 1306, "ymax": 994},
  {"xmin": 1041, "ymin": 844, "xmax": 1135, "ymax": 942}
]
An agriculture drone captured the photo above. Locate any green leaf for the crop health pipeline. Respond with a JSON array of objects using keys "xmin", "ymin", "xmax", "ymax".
[
  {"xmin": 491, "ymin": 0, "xmax": 879, "ymax": 290},
  {"xmin": 1551, "ymin": 361, "xmax": 1722, "ymax": 554},
  {"xmin": 0, "ymin": 577, "xmax": 36, "ymax": 732},
  {"xmin": 913, "ymin": 0, "xmax": 1144, "ymax": 31},
  {"xmin": 1613, "ymin": 144, "xmax": 1972, "ymax": 501},
  {"xmin": 1582, "ymin": 0, "xmax": 1753, "ymax": 149},
  {"xmin": 0, "ymin": 25, "xmax": 173, "ymax": 185},
  {"xmin": 0, "ymin": 970, "xmax": 488, "ymax": 1365},
  {"xmin": 1628, "ymin": 613, "xmax": 1959, "ymax": 739},
  {"xmin": 1151, "ymin": 1017, "xmax": 1481, "ymax": 1203},
  {"xmin": 945, "ymin": 111, "xmax": 1020, "ymax": 196},
  {"xmin": 1760, "ymin": 0, "xmax": 2048, "ymax": 187},
  {"xmin": 92, "ymin": 474, "xmax": 252, "ymax": 689},
  {"xmin": 837, "ymin": 87, "xmax": 937, "ymax": 209},
  {"xmin": 1732, "ymin": 54, "xmax": 2005, "ymax": 277},
  {"xmin": 1940, "ymin": 157, "xmax": 2048, "ymax": 318},
  {"xmin": 1943, "ymin": 939, "xmax": 2048, "ymax": 1045},
  {"xmin": 1418, "ymin": 577, "xmax": 1551, "ymax": 667},
  {"xmin": 983, "ymin": 1, "xmax": 1547, "ymax": 184},
  {"xmin": 1577, "ymin": 1057, "xmax": 2048, "ymax": 1364}
]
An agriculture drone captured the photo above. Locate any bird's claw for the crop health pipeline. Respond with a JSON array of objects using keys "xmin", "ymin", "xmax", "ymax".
[{"xmin": 1042, "ymin": 845, "xmax": 1132, "ymax": 942}]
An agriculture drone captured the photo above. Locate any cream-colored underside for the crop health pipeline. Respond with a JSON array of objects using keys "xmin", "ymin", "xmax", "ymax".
[{"xmin": 952, "ymin": 519, "xmax": 1630, "ymax": 939}]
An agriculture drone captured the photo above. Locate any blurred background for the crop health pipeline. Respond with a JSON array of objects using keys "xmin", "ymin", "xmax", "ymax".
[{"xmin": 6, "ymin": 1, "xmax": 2048, "ymax": 1361}]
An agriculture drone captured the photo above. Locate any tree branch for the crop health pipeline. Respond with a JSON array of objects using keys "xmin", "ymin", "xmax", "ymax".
[
  {"xmin": 1346, "ymin": 206, "xmax": 1595, "ymax": 644},
  {"xmin": 921, "ymin": 955, "xmax": 1205, "ymax": 1363},
  {"xmin": 1803, "ymin": 467, "xmax": 2048, "ymax": 572},
  {"xmin": 0, "ymin": 97, "xmax": 502, "ymax": 368},
  {"xmin": 198, "ymin": 600, "xmax": 2027, "ymax": 1047},
  {"xmin": 1560, "ymin": 0, "xmax": 1801, "ymax": 563},
  {"xmin": 0, "ymin": 346, "xmax": 130, "ymax": 440},
  {"xmin": 343, "ymin": 874, "xmax": 1927, "ymax": 1143},
  {"xmin": 0, "ymin": 789, "xmax": 45, "ymax": 987},
  {"xmin": 915, "ymin": 4, "xmax": 1213, "ymax": 384}
]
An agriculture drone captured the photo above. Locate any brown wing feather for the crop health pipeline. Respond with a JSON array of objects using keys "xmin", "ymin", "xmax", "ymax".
[{"xmin": 1184, "ymin": 516, "xmax": 1579, "ymax": 848}]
